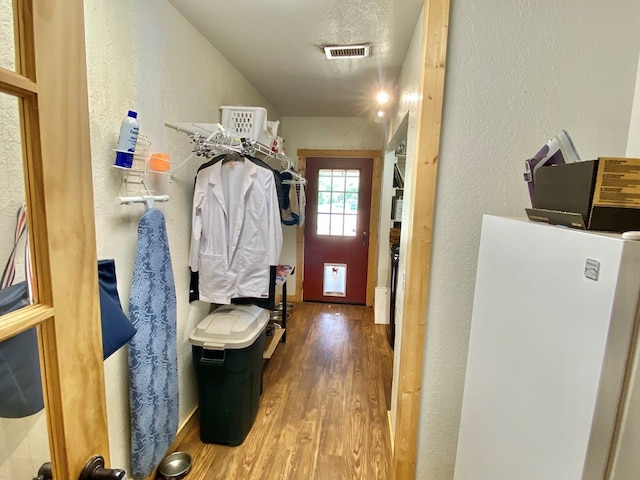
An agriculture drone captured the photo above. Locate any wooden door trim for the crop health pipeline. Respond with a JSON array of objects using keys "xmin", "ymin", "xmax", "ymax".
[
  {"xmin": 294, "ymin": 157, "xmax": 306, "ymax": 303},
  {"xmin": 0, "ymin": 68, "xmax": 38, "ymax": 95},
  {"xmin": 3, "ymin": 1, "xmax": 107, "ymax": 478},
  {"xmin": 30, "ymin": 1, "xmax": 109, "ymax": 478},
  {"xmin": 393, "ymin": 1, "xmax": 451, "ymax": 479},
  {"xmin": 0, "ymin": 304, "xmax": 54, "ymax": 341},
  {"xmin": 296, "ymin": 150, "xmax": 382, "ymax": 306}
]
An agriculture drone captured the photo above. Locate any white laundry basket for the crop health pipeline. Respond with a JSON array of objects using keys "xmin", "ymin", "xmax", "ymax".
[{"xmin": 220, "ymin": 106, "xmax": 267, "ymax": 141}]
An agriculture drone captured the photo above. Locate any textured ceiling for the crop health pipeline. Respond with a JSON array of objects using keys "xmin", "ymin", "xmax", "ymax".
[{"xmin": 168, "ymin": 0, "xmax": 424, "ymax": 117}]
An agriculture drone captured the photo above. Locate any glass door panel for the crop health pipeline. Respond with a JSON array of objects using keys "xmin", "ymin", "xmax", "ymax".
[
  {"xmin": 0, "ymin": 0, "xmax": 17, "ymax": 72},
  {"xmin": 316, "ymin": 168, "xmax": 360, "ymax": 237},
  {"xmin": 0, "ymin": 91, "xmax": 33, "ymax": 312},
  {"xmin": 0, "ymin": 71, "xmax": 47, "ymax": 480},
  {"xmin": 0, "ymin": 409, "xmax": 49, "ymax": 478}
]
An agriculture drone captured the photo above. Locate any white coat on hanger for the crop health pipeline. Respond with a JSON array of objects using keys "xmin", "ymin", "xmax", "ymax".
[{"xmin": 189, "ymin": 159, "xmax": 283, "ymax": 304}]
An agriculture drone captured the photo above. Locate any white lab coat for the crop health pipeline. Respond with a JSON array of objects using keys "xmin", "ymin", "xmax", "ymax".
[{"xmin": 189, "ymin": 159, "xmax": 283, "ymax": 304}]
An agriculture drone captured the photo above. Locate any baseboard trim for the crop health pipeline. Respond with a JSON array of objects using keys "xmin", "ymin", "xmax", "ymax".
[{"xmin": 145, "ymin": 406, "xmax": 199, "ymax": 480}]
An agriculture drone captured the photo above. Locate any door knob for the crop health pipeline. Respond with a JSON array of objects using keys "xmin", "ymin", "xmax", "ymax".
[
  {"xmin": 79, "ymin": 455, "xmax": 127, "ymax": 480},
  {"xmin": 33, "ymin": 462, "xmax": 52, "ymax": 480}
]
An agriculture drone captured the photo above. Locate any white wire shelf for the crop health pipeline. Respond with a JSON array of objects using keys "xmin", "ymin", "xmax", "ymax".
[{"xmin": 164, "ymin": 122, "xmax": 297, "ymax": 179}]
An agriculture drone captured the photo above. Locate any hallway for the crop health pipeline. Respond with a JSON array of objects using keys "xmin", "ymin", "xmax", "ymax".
[{"xmin": 176, "ymin": 302, "xmax": 394, "ymax": 479}]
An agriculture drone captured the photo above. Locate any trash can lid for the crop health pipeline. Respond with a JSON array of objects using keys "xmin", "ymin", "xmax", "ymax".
[{"xmin": 189, "ymin": 304, "xmax": 269, "ymax": 350}]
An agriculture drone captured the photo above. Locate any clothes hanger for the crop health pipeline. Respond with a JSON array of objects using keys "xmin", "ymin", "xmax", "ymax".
[{"xmin": 280, "ymin": 158, "xmax": 307, "ymax": 185}]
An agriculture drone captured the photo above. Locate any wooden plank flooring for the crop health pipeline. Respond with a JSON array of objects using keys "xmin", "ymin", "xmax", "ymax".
[{"xmin": 176, "ymin": 302, "xmax": 394, "ymax": 480}]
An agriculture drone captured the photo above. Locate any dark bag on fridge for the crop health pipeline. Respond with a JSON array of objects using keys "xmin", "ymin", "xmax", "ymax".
[
  {"xmin": 0, "ymin": 328, "xmax": 43, "ymax": 417},
  {"xmin": 98, "ymin": 259, "xmax": 137, "ymax": 359},
  {"xmin": 0, "ymin": 282, "xmax": 30, "ymax": 315},
  {"xmin": 0, "ymin": 204, "xmax": 44, "ymax": 418}
]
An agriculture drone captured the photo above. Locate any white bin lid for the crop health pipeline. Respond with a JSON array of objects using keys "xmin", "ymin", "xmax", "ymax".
[{"xmin": 189, "ymin": 304, "xmax": 269, "ymax": 350}]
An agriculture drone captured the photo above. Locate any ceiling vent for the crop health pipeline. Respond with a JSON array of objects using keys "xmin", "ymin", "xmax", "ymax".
[{"xmin": 323, "ymin": 44, "xmax": 371, "ymax": 60}]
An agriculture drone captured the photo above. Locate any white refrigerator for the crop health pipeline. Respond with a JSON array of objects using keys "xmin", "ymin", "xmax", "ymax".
[{"xmin": 454, "ymin": 216, "xmax": 640, "ymax": 480}]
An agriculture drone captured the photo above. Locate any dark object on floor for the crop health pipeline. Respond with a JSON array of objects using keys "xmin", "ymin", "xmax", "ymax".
[{"xmin": 158, "ymin": 451, "xmax": 192, "ymax": 480}]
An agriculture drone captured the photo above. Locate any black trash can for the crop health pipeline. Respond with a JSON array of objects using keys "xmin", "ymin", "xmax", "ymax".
[{"xmin": 189, "ymin": 304, "xmax": 269, "ymax": 446}]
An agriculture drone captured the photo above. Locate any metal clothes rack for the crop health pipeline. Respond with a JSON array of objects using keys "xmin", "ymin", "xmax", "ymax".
[{"xmin": 164, "ymin": 122, "xmax": 305, "ymax": 184}]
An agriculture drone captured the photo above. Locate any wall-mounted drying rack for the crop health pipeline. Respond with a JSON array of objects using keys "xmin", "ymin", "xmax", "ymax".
[{"xmin": 164, "ymin": 122, "xmax": 306, "ymax": 185}]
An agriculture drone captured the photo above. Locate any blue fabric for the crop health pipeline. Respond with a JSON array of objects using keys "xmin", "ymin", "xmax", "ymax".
[
  {"xmin": 0, "ymin": 259, "xmax": 136, "ymax": 418},
  {"xmin": 0, "ymin": 326, "xmax": 44, "ymax": 418},
  {"xmin": 98, "ymin": 259, "xmax": 136, "ymax": 359},
  {"xmin": 0, "ymin": 283, "xmax": 43, "ymax": 418},
  {"xmin": 0, "ymin": 203, "xmax": 42, "ymax": 418},
  {"xmin": 127, "ymin": 209, "xmax": 178, "ymax": 479},
  {"xmin": 0, "ymin": 281, "xmax": 30, "ymax": 316}
]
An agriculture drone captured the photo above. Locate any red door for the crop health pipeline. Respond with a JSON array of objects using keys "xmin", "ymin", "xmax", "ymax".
[{"xmin": 303, "ymin": 157, "xmax": 373, "ymax": 304}]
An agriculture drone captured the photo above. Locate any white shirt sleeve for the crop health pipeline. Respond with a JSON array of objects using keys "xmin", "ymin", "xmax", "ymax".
[{"xmin": 189, "ymin": 172, "xmax": 206, "ymax": 271}]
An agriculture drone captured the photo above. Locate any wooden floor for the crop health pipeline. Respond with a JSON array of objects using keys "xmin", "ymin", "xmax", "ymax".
[{"xmin": 177, "ymin": 302, "xmax": 394, "ymax": 480}]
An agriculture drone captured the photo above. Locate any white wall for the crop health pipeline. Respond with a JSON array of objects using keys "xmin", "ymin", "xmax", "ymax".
[
  {"xmin": 0, "ymin": 100, "xmax": 25, "ymax": 276},
  {"xmin": 84, "ymin": 0, "xmax": 280, "ymax": 474},
  {"xmin": 0, "ymin": 1, "xmax": 26, "ymax": 275},
  {"xmin": 282, "ymin": 117, "xmax": 383, "ymax": 156},
  {"xmin": 387, "ymin": 2, "xmax": 640, "ymax": 479},
  {"xmin": 374, "ymin": 115, "xmax": 408, "ymax": 326},
  {"xmin": 373, "ymin": 148, "xmax": 398, "ymax": 325},
  {"xmin": 627, "ymin": 50, "xmax": 640, "ymax": 157},
  {"xmin": 386, "ymin": 7, "xmax": 425, "ymax": 436},
  {"xmin": 613, "ymin": 29, "xmax": 640, "ymax": 480},
  {"xmin": 279, "ymin": 116, "xmax": 384, "ymax": 295}
]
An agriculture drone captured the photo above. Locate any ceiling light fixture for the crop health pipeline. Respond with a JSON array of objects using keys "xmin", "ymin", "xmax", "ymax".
[
  {"xmin": 376, "ymin": 91, "xmax": 390, "ymax": 104},
  {"xmin": 323, "ymin": 44, "xmax": 371, "ymax": 60}
]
